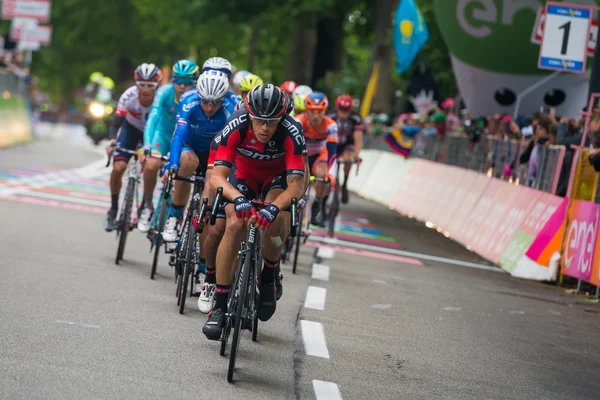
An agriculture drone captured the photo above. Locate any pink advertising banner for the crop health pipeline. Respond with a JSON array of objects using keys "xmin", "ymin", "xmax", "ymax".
[
  {"xmin": 390, "ymin": 160, "xmax": 425, "ymax": 217},
  {"xmin": 486, "ymin": 185, "xmax": 543, "ymax": 262},
  {"xmin": 427, "ymin": 166, "xmax": 470, "ymax": 229},
  {"xmin": 446, "ymin": 174, "xmax": 490, "ymax": 246},
  {"xmin": 521, "ymin": 193, "xmax": 565, "ymax": 237},
  {"xmin": 470, "ymin": 178, "xmax": 514, "ymax": 255},
  {"xmin": 561, "ymin": 199, "xmax": 600, "ymax": 282}
]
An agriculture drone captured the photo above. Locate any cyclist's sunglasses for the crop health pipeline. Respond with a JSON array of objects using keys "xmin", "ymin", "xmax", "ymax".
[
  {"xmin": 173, "ymin": 77, "xmax": 196, "ymax": 86},
  {"xmin": 136, "ymin": 81, "xmax": 158, "ymax": 90},
  {"xmin": 200, "ymin": 98, "xmax": 224, "ymax": 106},
  {"xmin": 250, "ymin": 115, "xmax": 282, "ymax": 126}
]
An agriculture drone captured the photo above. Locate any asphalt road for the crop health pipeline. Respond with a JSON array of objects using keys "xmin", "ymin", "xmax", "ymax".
[{"xmin": 1, "ymin": 135, "xmax": 599, "ymax": 399}]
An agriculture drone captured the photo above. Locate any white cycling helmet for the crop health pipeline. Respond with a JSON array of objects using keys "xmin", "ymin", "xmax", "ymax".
[
  {"xmin": 134, "ymin": 63, "xmax": 162, "ymax": 83},
  {"xmin": 292, "ymin": 84, "xmax": 313, "ymax": 97},
  {"xmin": 202, "ymin": 57, "xmax": 232, "ymax": 78},
  {"xmin": 196, "ymin": 70, "xmax": 229, "ymax": 101},
  {"xmin": 233, "ymin": 70, "xmax": 250, "ymax": 87}
]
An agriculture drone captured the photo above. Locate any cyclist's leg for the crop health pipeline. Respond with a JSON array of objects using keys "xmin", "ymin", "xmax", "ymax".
[
  {"xmin": 143, "ymin": 130, "xmax": 170, "ymax": 209},
  {"xmin": 163, "ymin": 148, "xmax": 199, "ymax": 241},
  {"xmin": 105, "ymin": 122, "xmax": 139, "ymax": 231},
  {"xmin": 341, "ymin": 146, "xmax": 354, "ymax": 204},
  {"xmin": 310, "ymin": 149, "xmax": 328, "ymax": 225},
  {"xmin": 257, "ymin": 173, "xmax": 290, "ymax": 320},
  {"xmin": 198, "ymin": 208, "xmax": 225, "ymax": 313},
  {"xmin": 139, "ymin": 132, "xmax": 170, "ymax": 231},
  {"xmin": 203, "ymin": 167, "xmax": 258, "ymax": 338}
]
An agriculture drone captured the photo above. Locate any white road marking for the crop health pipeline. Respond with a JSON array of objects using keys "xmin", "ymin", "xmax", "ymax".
[
  {"xmin": 317, "ymin": 246, "xmax": 336, "ymax": 259},
  {"xmin": 371, "ymin": 304, "xmax": 391, "ymax": 310},
  {"xmin": 309, "ymin": 236, "xmax": 504, "ymax": 272},
  {"xmin": 509, "ymin": 310, "xmax": 525, "ymax": 315},
  {"xmin": 55, "ymin": 320, "xmax": 100, "ymax": 329},
  {"xmin": 305, "ymin": 286, "xmax": 327, "ymax": 310},
  {"xmin": 548, "ymin": 309, "xmax": 562, "ymax": 315},
  {"xmin": 301, "ymin": 320, "xmax": 330, "ymax": 359},
  {"xmin": 372, "ymin": 279, "xmax": 387, "ymax": 285},
  {"xmin": 441, "ymin": 307, "xmax": 462, "ymax": 311},
  {"xmin": 313, "ymin": 380, "xmax": 343, "ymax": 400},
  {"xmin": 312, "ymin": 263, "xmax": 330, "ymax": 281}
]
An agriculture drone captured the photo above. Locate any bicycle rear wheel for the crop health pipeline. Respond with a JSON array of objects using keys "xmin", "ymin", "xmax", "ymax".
[
  {"xmin": 292, "ymin": 208, "xmax": 304, "ymax": 274},
  {"xmin": 328, "ymin": 182, "xmax": 339, "ymax": 238},
  {"xmin": 116, "ymin": 178, "xmax": 135, "ymax": 265},
  {"xmin": 228, "ymin": 251, "xmax": 251, "ymax": 383},
  {"xmin": 179, "ymin": 228, "xmax": 195, "ymax": 314},
  {"xmin": 150, "ymin": 194, "xmax": 169, "ymax": 280}
]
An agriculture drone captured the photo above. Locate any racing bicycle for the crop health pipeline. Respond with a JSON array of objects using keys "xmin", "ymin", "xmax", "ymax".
[
  {"xmin": 106, "ymin": 145, "xmax": 143, "ymax": 265},
  {"xmin": 211, "ymin": 189, "xmax": 298, "ymax": 382}
]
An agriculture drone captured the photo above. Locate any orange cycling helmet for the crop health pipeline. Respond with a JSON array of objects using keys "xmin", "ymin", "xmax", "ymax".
[
  {"xmin": 335, "ymin": 94, "xmax": 353, "ymax": 111},
  {"xmin": 305, "ymin": 91, "xmax": 328, "ymax": 111},
  {"xmin": 280, "ymin": 81, "xmax": 297, "ymax": 95}
]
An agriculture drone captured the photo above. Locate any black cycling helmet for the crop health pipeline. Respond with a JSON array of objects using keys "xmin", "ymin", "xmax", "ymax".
[
  {"xmin": 245, "ymin": 84, "xmax": 288, "ymax": 119},
  {"xmin": 285, "ymin": 91, "xmax": 294, "ymax": 114}
]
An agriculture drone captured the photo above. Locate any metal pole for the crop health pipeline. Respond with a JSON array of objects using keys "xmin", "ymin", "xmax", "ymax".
[{"xmin": 513, "ymin": 71, "xmax": 562, "ymax": 119}]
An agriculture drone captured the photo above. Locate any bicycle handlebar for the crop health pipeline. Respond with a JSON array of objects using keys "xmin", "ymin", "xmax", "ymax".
[
  {"xmin": 209, "ymin": 186, "xmax": 299, "ymax": 234},
  {"xmin": 105, "ymin": 144, "xmax": 142, "ymax": 167}
]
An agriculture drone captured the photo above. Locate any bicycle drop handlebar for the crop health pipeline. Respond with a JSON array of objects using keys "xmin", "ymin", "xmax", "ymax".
[{"xmin": 210, "ymin": 186, "xmax": 299, "ymax": 235}]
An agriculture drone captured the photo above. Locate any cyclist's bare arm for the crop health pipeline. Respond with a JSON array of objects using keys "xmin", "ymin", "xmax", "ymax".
[
  {"xmin": 210, "ymin": 165, "xmax": 244, "ymax": 201},
  {"xmin": 272, "ymin": 174, "xmax": 305, "ymax": 211}
]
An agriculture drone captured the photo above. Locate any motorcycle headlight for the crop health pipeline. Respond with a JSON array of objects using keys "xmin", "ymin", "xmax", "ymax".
[{"xmin": 89, "ymin": 102, "xmax": 105, "ymax": 118}]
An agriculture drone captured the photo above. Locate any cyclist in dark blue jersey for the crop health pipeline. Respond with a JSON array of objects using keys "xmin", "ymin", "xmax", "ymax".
[{"xmin": 161, "ymin": 70, "xmax": 236, "ymax": 242}]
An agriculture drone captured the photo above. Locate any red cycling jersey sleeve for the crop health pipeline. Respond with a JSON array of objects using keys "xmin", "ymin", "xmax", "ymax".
[{"xmin": 284, "ymin": 136, "xmax": 306, "ymax": 176}]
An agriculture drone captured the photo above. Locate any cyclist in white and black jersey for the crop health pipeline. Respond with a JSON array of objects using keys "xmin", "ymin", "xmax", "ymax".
[{"xmin": 104, "ymin": 63, "xmax": 162, "ymax": 232}]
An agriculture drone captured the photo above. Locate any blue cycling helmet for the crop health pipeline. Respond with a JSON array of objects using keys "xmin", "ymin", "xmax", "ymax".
[{"xmin": 172, "ymin": 60, "xmax": 200, "ymax": 80}]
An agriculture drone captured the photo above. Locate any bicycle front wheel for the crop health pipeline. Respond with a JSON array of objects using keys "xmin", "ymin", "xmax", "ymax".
[
  {"xmin": 328, "ymin": 182, "xmax": 339, "ymax": 238},
  {"xmin": 228, "ymin": 249, "xmax": 252, "ymax": 383},
  {"xmin": 292, "ymin": 208, "xmax": 304, "ymax": 274},
  {"xmin": 116, "ymin": 178, "xmax": 135, "ymax": 264},
  {"xmin": 150, "ymin": 194, "xmax": 169, "ymax": 280},
  {"xmin": 179, "ymin": 229, "xmax": 196, "ymax": 314}
]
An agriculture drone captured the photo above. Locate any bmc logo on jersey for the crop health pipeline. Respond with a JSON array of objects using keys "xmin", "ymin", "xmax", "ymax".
[
  {"xmin": 281, "ymin": 119, "xmax": 305, "ymax": 147},
  {"xmin": 238, "ymin": 148, "xmax": 285, "ymax": 161},
  {"xmin": 222, "ymin": 114, "xmax": 248, "ymax": 137}
]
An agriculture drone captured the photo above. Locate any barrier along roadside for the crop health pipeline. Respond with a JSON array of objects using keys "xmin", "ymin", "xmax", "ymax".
[
  {"xmin": 0, "ymin": 69, "xmax": 33, "ymax": 148},
  {"xmin": 348, "ymin": 149, "xmax": 577, "ymax": 288}
]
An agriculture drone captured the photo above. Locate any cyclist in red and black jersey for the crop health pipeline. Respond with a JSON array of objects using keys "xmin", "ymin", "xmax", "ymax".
[
  {"xmin": 203, "ymin": 85, "xmax": 306, "ymax": 340},
  {"xmin": 327, "ymin": 94, "xmax": 363, "ymax": 204}
]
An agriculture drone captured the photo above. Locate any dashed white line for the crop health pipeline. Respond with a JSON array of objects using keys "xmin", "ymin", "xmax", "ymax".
[
  {"xmin": 371, "ymin": 304, "xmax": 391, "ymax": 310},
  {"xmin": 372, "ymin": 279, "xmax": 387, "ymax": 285},
  {"xmin": 300, "ymin": 320, "xmax": 330, "ymax": 359},
  {"xmin": 441, "ymin": 307, "xmax": 462, "ymax": 311},
  {"xmin": 312, "ymin": 263, "xmax": 330, "ymax": 281},
  {"xmin": 317, "ymin": 246, "xmax": 336, "ymax": 259},
  {"xmin": 313, "ymin": 380, "xmax": 343, "ymax": 400},
  {"xmin": 305, "ymin": 286, "xmax": 327, "ymax": 310}
]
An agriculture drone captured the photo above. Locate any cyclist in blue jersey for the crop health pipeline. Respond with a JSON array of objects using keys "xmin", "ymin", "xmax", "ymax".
[
  {"xmin": 162, "ymin": 70, "xmax": 236, "ymax": 242},
  {"xmin": 137, "ymin": 60, "xmax": 200, "ymax": 233},
  {"xmin": 202, "ymin": 57, "xmax": 241, "ymax": 106}
]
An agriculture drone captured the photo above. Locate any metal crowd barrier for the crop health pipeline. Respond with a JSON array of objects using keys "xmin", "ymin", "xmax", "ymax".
[
  {"xmin": 0, "ymin": 68, "xmax": 27, "ymax": 98},
  {"xmin": 366, "ymin": 131, "xmax": 567, "ymax": 195}
]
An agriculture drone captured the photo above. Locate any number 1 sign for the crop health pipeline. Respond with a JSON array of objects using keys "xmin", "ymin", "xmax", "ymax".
[{"xmin": 538, "ymin": 2, "xmax": 592, "ymax": 74}]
